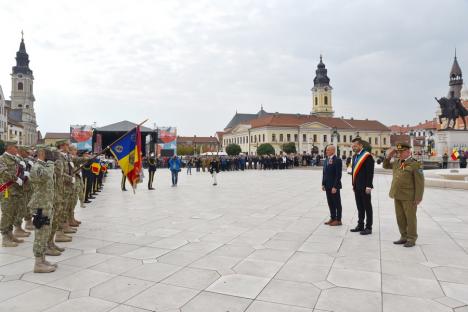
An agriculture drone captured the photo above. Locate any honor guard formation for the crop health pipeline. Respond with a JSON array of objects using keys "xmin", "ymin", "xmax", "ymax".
[{"xmin": 0, "ymin": 139, "xmax": 108, "ymax": 273}]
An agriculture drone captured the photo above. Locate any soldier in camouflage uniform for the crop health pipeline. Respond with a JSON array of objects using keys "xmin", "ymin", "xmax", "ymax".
[
  {"xmin": 68, "ymin": 145, "xmax": 86, "ymax": 227},
  {"xmin": 13, "ymin": 146, "xmax": 34, "ymax": 238},
  {"xmin": 29, "ymin": 145, "xmax": 57, "ymax": 273},
  {"xmin": 60, "ymin": 143, "xmax": 77, "ymax": 234},
  {"xmin": 0, "ymin": 140, "xmax": 25, "ymax": 247},
  {"xmin": 383, "ymin": 142, "xmax": 425, "ymax": 248},
  {"xmin": 47, "ymin": 140, "xmax": 74, "ymax": 254}
]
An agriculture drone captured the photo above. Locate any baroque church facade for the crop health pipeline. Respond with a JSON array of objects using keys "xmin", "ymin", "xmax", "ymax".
[
  {"xmin": 0, "ymin": 33, "xmax": 38, "ymax": 145},
  {"xmin": 220, "ymin": 56, "xmax": 391, "ymax": 157}
]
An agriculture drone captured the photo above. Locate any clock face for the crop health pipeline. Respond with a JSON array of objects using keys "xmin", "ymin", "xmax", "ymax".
[
  {"xmin": 18, "ymin": 74, "xmax": 23, "ymax": 78},
  {"xmin": 324, "ymin": 87, "xmax": 328, "ymax": 91}
]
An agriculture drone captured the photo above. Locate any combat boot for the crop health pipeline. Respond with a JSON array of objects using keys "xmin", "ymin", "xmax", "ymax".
[
  {"xmin": 2, "ymin": 234, "xmax": 18, "ymax": 247},
  {"xmin": 13, "ymin": 226, "xmax": 31, "ymax": 237},
  {"xmin": 69, "ymin": 219, "xmax": 80, "ymax": 227},
  {"xmin": 9, "ymin": 232, "xmax": 24, "ymax": 243},
  {"xmin": 45, "ymin": 247, "xmax": 61, "ymax": 256},
  {"xmin": 51, "ymin": 242, "xmax": 65, "ymax": 252},
  {"xmin": 25, "ymin": 219, "xmax": 35, "ymax": 231},
  {"xmin": 34, "ymin": 257, "xmax": 56, "ymax": 273},
  {"xmin": 80, "ymin": 203, "xmax": 86, "ymax": 208},
  {"xmin": 42, "ymin": 256, "xmax": 58, "ymax": 268},
  {"xmin": 55, "ymin": 231, "xmax": 72, "ymax": 242},
  {"xmin": 62, "ymin": 223, "xmax": 77, "ymax": 234},
  {"xmin": 73, "ymin": 218, "xmax": 82, "ymax": 225}
]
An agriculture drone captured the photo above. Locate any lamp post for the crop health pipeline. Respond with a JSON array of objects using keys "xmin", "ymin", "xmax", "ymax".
[{"xmin": 331, "ymin": 127, "xmax": 340, "ymax": 157}]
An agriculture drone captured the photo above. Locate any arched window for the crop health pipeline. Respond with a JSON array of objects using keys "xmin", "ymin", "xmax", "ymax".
[
  {"xmin": 315, "ymin": 97, "xmax": 318, "ymax": 106},
  {"xmin": 324, "ymin": 96, "xmax": 328, "ymax": 105},
  {"xmin": 18, "ymin": 82, "xmax": 23, "ymax": 91}
]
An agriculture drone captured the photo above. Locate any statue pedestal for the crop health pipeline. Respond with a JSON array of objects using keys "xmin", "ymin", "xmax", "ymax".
[{"xmin": 435, "ymin": 130, "xmax": 468, "ymax": 157}]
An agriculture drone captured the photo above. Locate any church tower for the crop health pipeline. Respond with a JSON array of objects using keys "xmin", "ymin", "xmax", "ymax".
[
  {"xmin": 10, "ymin": 32, "xmax": 37, "ymax": 145},
  {"xmin": 448, "ymin": 50, "xmax": 463, "ymax": 99},
  {"xmin": 311, "ymin": 55, "xmax": 334, "ymax": 117}
]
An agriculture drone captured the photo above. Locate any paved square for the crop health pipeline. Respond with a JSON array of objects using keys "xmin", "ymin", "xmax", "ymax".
[{"xmin": 1, "ymin": 169, "xmax": 468, "ymax": 312}]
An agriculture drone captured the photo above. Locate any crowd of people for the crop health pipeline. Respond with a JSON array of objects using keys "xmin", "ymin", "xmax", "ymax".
[{"xmin": 0, "ymin": 139, "xmax": 108, "ymax": 273}]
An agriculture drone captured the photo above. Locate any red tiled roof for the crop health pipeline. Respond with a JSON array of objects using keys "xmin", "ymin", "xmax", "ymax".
[
  {"xmin": 44, "ymin": 132, "xmax": 70, "ymax": 139},
  {"xmin": 249, "ymin": 114, "xmax": 389, "ymax": 131},
  {"xmin": 390, "ymin": 119, "xmax": 437, "ymax": 133},
  {"xmin": 177, "ymin": 136, "xmax": 219, "ymax": 144}
]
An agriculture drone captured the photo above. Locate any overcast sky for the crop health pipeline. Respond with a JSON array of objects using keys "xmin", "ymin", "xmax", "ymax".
[{"xmin": 0, "ymin": 0, "xmax": 467, "ymax": 136}]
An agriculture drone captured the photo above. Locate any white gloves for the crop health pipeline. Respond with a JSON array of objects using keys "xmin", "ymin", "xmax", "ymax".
[
  {"xmin": 23, "ymin": 171, "xmax": 30, "ymax": 177},
  {"xmin": 28, "ymin": 160, "xmax": 34, "ymax": 166},
  {"xmin": 69, "ymin": 162, "xmax": 75, "ymax": 168},
  {"xmin": 16, "ymin": 178, "xmax": 23, "ymax": 186},
  {"xmin": 72, "ymin": 177, "xmax": 76, "ymax": 184},
  {"xmin": 19, "ymin": 161, "xmax": 26, "ymax": 168}
]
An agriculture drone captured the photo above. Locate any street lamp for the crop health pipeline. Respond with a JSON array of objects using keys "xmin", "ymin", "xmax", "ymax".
[{"xmin": 331, "ymin": 127, "xmax": 340, "ymax": 157}]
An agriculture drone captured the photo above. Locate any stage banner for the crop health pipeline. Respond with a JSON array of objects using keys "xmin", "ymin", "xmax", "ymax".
[
  {"xmin": 157, "ymin": 127, "xmax": 177, "ymax": 157},
  {"xmin": 70, "ymin": 125, "xmax": 93, "ymax": 151}
]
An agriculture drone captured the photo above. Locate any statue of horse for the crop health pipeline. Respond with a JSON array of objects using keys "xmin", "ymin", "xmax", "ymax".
[{"xmin": 434, "ymin": 97, "xmax": 468, "ymax": 130}]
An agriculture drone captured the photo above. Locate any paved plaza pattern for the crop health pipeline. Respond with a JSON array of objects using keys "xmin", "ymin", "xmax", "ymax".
[{"xmin": 1, "ymin": 169, "xmax": 468, "ymax": 312}]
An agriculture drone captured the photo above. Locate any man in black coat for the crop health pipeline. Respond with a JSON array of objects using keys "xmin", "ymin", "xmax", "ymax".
[
  {"xmin": 350, "ymin": 138, "xmax": 375, "ymax": 235},
  {"xmin": 322, "ymin": 145, "xmax": 343, "ymax": 226}
]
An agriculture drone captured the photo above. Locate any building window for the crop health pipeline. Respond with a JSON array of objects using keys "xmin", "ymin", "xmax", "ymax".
[
  {"xmin": 302, "ymin": 134, "xmax": 306, "ymax": 142},
  {"xmin": 313, "ymin": 134, "xmax": 317, "ymax": 142},
  {"xmin": 343, "ymin": 135, "xmax": 347, "ymax": 143},
  {"xmin": 287, "ymin": 134, "xmax": 291, "ymax": 142},
  {"xmin": 315, "ymin": 97, "xmax": 318, "ymax": 106},
  {"xmin": 18, "ymin": 82, "xmax": 23, "ymax": 91},
  {"xmin": 368, "ymin": 137, "xmax": 371, "ymax": 144},
  {"xmin": 375, "ymin": 137, "xmax": 378, "ymax": 145},
  {"xmin": 343, "ymin": 150, "xmax": 346, "ymax": 156},
  {"xmin": 383, "ymin": 137, "xmax": 387, "ymax": 145},
  {"xmin": 279, "ymin": 134, "xmax": 283, "ymax": 142},
  {"xmin": 323, "ymin": 135, "xmax": 327, "ymax": 142},
  {"xmin": 272, "ymin": 134, "xmax": 276, "ymax": 142},
  {"xmin": 324, "ymin": 96, "xmax": 328, "ymax": 105},
  {"xmin": 294, "ymin": 134, "xmax": 298, "ymax": 142},
  {"xmin": 337, "ymin": 134, "xmax": 340, "ymax": 143},
  {"xmin": 263, "ymin": 134, "xmax": 265, "ymax": 142},
  {"xmin": 350, "ymin": 135, "xmax": 353, "ymax": 142}
]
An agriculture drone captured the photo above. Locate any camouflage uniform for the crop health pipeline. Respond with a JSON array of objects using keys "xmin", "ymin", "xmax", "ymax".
[
  {"xmin": 29, "ymin": 159, "xmax": 55, "ymax": 257},
  {"xmin": 14, "ymin": 155, "xmax": 32, "ymax": 229},
  {"xmin": 48, "ymin": 152, "xmax": 70, "ymax": 243},
  {"xmin": 0, "ymin": 153, "xmax": 22, "ymax": 236}
]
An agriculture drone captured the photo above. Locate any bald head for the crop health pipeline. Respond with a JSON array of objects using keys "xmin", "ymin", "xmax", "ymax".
[{"xmin": 326, "ymin": 145, "xmax": 336, "ymax": 157}]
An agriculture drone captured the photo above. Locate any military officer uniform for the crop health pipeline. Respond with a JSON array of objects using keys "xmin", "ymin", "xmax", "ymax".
[
  {"xmin": 383, "ymin": 142, "xmax": 425, "ymax": 247},
  {"xmin": 13, "ymin": 146, "xmax": 33, "ymax": 237},
  {"xmin": 29, "ymin": 145, "xmax": 57, "ymax": 273},
  {"xmin": 148, "ymin": 154, "xmax": 157, "ymax": 190}
]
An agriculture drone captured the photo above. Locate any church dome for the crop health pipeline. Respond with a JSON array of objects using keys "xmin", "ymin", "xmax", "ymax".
[{"xmin": 461, "ymin": 84, "xmax": 468, "ymax": 100}]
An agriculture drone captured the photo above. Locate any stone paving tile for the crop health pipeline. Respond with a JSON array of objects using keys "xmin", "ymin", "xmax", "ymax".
[
  {"xmin": 181, "ymin": 291, "xmax": 252, "ymax": 312},
  {"xmin": 0, "ymin": 169, "xmax": 467, "ymax": 311}
]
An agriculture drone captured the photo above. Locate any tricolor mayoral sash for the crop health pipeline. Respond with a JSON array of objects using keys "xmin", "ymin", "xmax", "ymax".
[{"xmin": 352, "ymin": 151, "xmax": 371, "ymax": 185}]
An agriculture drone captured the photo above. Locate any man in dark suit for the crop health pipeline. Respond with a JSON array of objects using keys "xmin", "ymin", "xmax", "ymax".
[
  {"xmin": 322, "ymin": 145, "xmax": 343, "ymax": 226},
  {"xmin": 350, "ymin": 138, "xmax": 375, "ymax": 235}
]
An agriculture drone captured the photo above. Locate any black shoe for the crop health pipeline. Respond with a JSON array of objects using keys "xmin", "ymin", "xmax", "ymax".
[
  {"xmin": 148, "ymin": 187, "xmax": 155, "ymax": 190},
  {"xmin": 393, "ymin": 239, "xmax": 407, "ymax": 245},
  {"xmin": 84, "ymin": 200, "xmax": 91, "ymax": 203},
  {"xmin": 350, "ymin": 226, "xmax": 364, "ymax": 232},
  {"xmin": 89, "ymin": 196, "xmax": 95, "ymax": 199},
  {"xmin": 404, "ymin": 241, "xmax": 415, "ymax": 247},
  {"xmin": 360, "ymin": 228, "xmax": 372, "ymax": 235},
  {"xmin": 122, "ymin": 189, "xmax": 127, "ymax": 191}
]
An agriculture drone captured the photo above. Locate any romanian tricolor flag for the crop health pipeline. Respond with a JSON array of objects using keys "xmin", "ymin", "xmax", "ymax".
[
  {"xmin": 451, "ymin": 148, "xmax": 459, "ymax": 161},
  {"xmin": 110, "ymin": 126, "xmax": 142, "ymax": 187},
  {"xmin": 352, "ymin": 151, "xmax": 371, "ymax": 185}
]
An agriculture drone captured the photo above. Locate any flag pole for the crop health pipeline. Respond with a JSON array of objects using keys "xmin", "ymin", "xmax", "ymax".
[{"xmin": 73, "ymin": 119, "xmax": 149, "ymax": 174}]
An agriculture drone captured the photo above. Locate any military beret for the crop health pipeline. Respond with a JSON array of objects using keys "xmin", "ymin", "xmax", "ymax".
[
  {"xmin": 55, "ymin": 139, "xmax": 69, "ymax": 147},
  {"xmin": 396, "ymin": 142, "xmax": 411, "ymax": 151},
  {"xmin": 35, "ymin": 144, "xmax": 49, "ymax": 151},
  {"xmin": 18, "ymin": 145, "xmax": 32, "ymax": 152},
  {"xmin": 4, "ymin": 140, "xmax": 18, "ymax": 147}
]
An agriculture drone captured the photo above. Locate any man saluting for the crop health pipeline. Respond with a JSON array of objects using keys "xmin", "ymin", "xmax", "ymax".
[{"xmin": 383, "ymin": 142, "xmax": 424, "ymax": 247}]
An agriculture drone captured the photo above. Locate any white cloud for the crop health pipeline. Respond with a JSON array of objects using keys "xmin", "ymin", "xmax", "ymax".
[{"xmin": 0, "ymin": 0, "xmax": 467, "ymax": 135}]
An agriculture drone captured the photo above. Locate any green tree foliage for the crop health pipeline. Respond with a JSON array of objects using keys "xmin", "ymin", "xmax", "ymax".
[
  {"xmin": 226, "ymin": 144, "xmax": 241, "ymax": 156},
  {"xmin": 257, "ymin": 143, "xmax": 275, "ymax": 155},
  {"xmin": 177, "ymin": 145, "xmax": 195, "ymax": 155},
  {"xmin": 282, "ymin": 142, "xmax": 297, "ymax": 154}
]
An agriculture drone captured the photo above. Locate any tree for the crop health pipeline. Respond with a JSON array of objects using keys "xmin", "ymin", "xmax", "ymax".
[
  {"xmin": 257, "ymin": 143, "xmax": 275, "ymax": 155},
  {"xmin": 282, "ymin": 142, "xmax": 297, "ymax": 154},
  {"xmin": 0, "ymin": 139, "xmax": 4, "ymax": 155},
  {"xmin": 226, "ymin": 144, "xmax": 241, "ymax": 156},
  {"xmin": 177, "ymin": 145, "xmax": 194, "ymax": 156}
]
